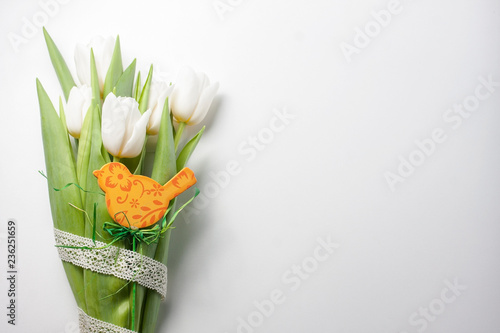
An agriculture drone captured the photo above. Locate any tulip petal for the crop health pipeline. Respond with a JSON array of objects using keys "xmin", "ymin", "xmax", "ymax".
[
  {"xmin": 170, "ymin": 66, "xmax": 201, "ymax": 122},
  {"xmin": 74, "ymin": 36, "xmax": 116, "ymax": 91},
  {"xmin": 147, "ymin": 84, "xmax": 174, "ymax": 135},
  {"xmin": 197, "ymin": 72, "xmax": 209, "ymax": 89},
  {"xmin": 147, "ymin": 80, "xmax": 171, "ymax": 110},
  {"xmin": 99, "ymin": 36, "xmax": 116, "ymax": 78},
  {"xmin": 121, "ymin": 97, "xmax": 141, "ymax": 143},
  {"xmin": 75, "ymin": 43, "xmax": 91, "ymax": 86},
  {"xmin": 66, "ymin": 85, "xmax": 92, "ymax": 138},
  {"xmin": 102, "ymin": 93, "xmax": 126, "ymax": 157},
  {"xmin": 92, "ymin": 36, "xmax": 115, "ymax": 90},
  {"xmin": 121, "ymin": 109, "xmax": 151, "ymax": 158},
  {"xmin": 188, "ymin": 82, "xmax": 219, "ymax": 125}
]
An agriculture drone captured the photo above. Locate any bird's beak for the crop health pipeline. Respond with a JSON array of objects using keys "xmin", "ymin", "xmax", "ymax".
[{"xmin": 93, "ymin": 170, "xmax": 102, "ymax": 178}]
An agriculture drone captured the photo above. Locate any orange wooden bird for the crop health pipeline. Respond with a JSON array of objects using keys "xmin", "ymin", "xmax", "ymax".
[{"xmin": 93, "ymin": 162, "xmax": 197, "ymax": 229}]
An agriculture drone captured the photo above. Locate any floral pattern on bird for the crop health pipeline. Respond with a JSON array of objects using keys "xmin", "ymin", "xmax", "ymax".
[
  {"xmin": 150, "ymin": 184, "xmax": 164, "ymax": 197},
  {"xmin": 103, "ymin": 163, "xmax": 133, "ymax": 191},
  {"xmin": 93, "ymin": 162, "xmax": 197, "ymax": 229}
]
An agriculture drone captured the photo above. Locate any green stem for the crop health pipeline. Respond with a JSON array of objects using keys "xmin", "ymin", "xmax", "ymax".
[
  {"xmin": 174, "ymin": 122, "xmax": 186, "ymax": 152},
  {"xmin": 132, "ymin": 238, "xmax": 137, "ymax": 330},
  {"xmin": 113, "ymin": 156, "xmax": 121, "ymax": 163}
]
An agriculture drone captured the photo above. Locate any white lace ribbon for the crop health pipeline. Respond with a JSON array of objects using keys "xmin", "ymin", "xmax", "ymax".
[
  {"xmin": 78, "ymin": 308, "xmax": 137, "ymax": 333},
  {"xmin": 54, "ymin": 228, "xmax": 167, "ymax": 299}
]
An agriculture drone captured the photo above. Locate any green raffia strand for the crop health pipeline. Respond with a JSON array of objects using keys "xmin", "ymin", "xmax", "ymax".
[
  {"xmin": 115, "ymin": 60, "xmax": 137, "ymax": 98},
  {"xmin": 92, "ymin": 202, "xmax": 98, "ymax": 244},
  {"xmin": 38, "ymin": 172, "xmax": 107, "ymax": 245},
  {"xmin": 103, "ymin": 36, "xmax": 123, "ymax": 98},
  {"xmin": 103, "ymin": 219, "xmax": 165, "ymax": 246},
  {"xmin": 38, "ymin": 170, "xmax": 105, "ymax": 198},
  {"xmin": 53, "ymin": 187, "xmax": 203, "ymax": 251},
  {"xmin": 104, "ymin": 189, "xmax": 199, "ymax": 245},
  {"xmin": 42, "ymin": 28, "xmax": 76, "ymax": 101},
  {"xmin": 37, "ymin": 79, "xmax": 86, "ymax": 311},
  {"xmin": 69, "ymin": 202, "xmax": 105, "ymax": 243},
  {"xmin": 53, "ymin": 207, "xmax": 168, "ymax": 252}
]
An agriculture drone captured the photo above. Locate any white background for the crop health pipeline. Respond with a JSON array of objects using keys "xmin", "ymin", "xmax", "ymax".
[{"xmin": 1, "ymin": 0, "xmax": 500, "ymax": 332}]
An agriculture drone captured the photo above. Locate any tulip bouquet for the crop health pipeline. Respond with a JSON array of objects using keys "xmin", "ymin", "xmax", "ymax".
[{"xmin": 37, "ymin": 29, "xmax": 218, "ymax": 333}]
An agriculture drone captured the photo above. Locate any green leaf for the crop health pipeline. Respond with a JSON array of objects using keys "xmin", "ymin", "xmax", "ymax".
[
  {"xmin": 42, "ymin": 28, "xmax": 76, "ymax": 101},
  {"xmin": 114, "ymin": 59, "xmax": 136, "ymax": 97},
  {"xmin": 133, "ymin": 71, "xmax": 141, "ymax": 101},
  {"xmin": 84, "ymin": 104, "xmax": 110, "ymax": 239},
  {"xmin": 151, "ymin": 98, "xmax": 176, "ymax": 183},
  {"xmin": 90, "ymin": 49, "xmax": 101, "ymax": 110},
  {"xmin": 75, "ymin": 49, "xmax": 101, "ymax": 203},
  {"xmin": 103, "ymin": 36, "xmax": 123, "ymax": 98},
  {"xmin": 176, "ymin": 126, "xmax": 205, "ymax": 171},
  {"xmin": 138, "ymin": 65, "xmax": 153, "ymax": 114},
  {"xmin": 37, "ymin": 79, "xmax": 85, "ymax": 310},
  {"xmin": 58, "ymin": 97, "xmax": 73, "ymax": 159},
  {"xmin": 76, "ymin": 106, "xmax": 93, "ymax": 205}
]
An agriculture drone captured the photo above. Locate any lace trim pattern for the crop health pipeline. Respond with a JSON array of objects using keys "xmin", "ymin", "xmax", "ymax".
[
  {"xmin": 54, "ymin": 228, "xmax": 167, "ymax": 299},
  {"xmin": 78, "ymin": 308, "xmax": 137, "ymax": 333}
]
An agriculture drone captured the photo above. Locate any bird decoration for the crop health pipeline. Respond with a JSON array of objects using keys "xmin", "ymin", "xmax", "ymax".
[{"xmin": 93, "ymin": 162, "xmax": 197, "ymax": 229}]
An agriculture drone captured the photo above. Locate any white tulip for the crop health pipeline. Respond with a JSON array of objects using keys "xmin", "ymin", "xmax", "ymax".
[
  {"xmin": 169, "ymin": 66, "xmax": 219, "ymax": 125},
  {"xmin": 101, "ymin": 93, "xmax": 151, "ymax": 159},
  {"xmin": 146, "ymin": 79, "xmax": 174, "ymax": 135},
  {"xmin": 65, "ymin": 85, "xmax": 92, "ymax": 138},
  {"xmin": 74, "ymin": 36, "xmax": 115, "ymax": 92}
]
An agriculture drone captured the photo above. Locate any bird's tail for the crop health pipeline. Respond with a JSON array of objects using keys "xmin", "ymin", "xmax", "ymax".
[{"xmin": 163, "ymin": 167, "xmax": 197, "ymax": 199}]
